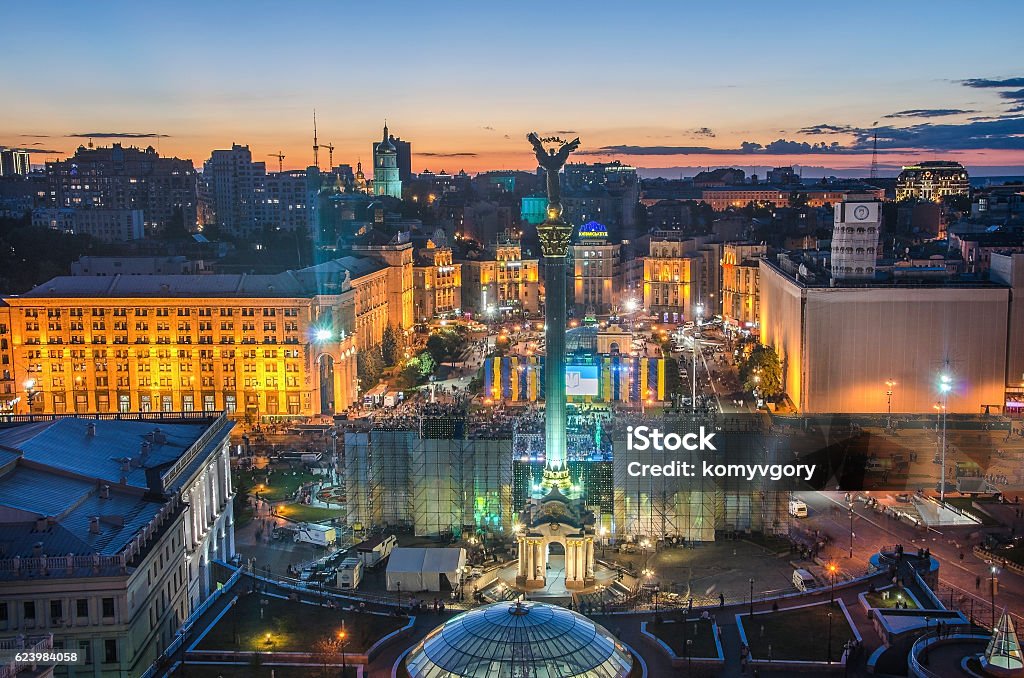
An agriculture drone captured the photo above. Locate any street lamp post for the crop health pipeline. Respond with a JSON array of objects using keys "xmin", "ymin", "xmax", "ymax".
[
  {"xmin": 749, "ymin": 577, "xmax": 754, "ymax": 616},
  {"xmin": 848, "ymin": 505, "xmax": 854, "ymax": 559},
  {"xmin": 826, "ymin": 562, "xmax": 838, "ymax": 605},
  {"xmin": 938, "ymin": 373, "xmax": 952, "ymax": 503},
  {"xmin": 692, "ymin": 304, "xmax": 704, "ymax": 414},
  {"xmin": 337, "ymin": 625, "xmax": 348, "ymax": 677},
  {"xmin": 990, "ymin": 565, "xmax": 999, "ymax": 629},
  {"xmin": 886, "ymin": 379, "xmax": 895, "ymax": 427}
]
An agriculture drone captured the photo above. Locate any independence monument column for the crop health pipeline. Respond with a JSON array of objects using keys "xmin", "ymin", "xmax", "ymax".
[{"xmin": 528, "ymin": 132, "xmax": 580, "ymax": 493}]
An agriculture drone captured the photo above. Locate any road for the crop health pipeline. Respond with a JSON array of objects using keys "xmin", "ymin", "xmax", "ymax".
[{"xmin": 799, "ymin": 490, "xmax": 1024, "ymax": 627}]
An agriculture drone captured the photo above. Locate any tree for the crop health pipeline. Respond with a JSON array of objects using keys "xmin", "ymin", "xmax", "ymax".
[
  {"xmin": 740, "ymin": 345, "xmax": 783, "ymax": 398},
  {"xmin": 381, "ymin": 325, "xmax": 400, "ymax": 366},
  {"xmin": 160, "ymin": 206, "xmax": 191, "ymax": 240},
  {"xmin": 357, "ymin": 345, "xmax": 384, "ymax": 387},
  {"xmin": 397, "ymin": 351, "xmax": 437, "ymax": 388}
]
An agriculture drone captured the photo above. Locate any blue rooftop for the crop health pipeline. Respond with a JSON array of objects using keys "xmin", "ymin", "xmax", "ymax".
[
  {"xmin": 0, "ymin": 416, "xmax": 230, "ymax": 561},
  {"xmin": 0, "ymin": 418, "xmax": 212, "ymax": 490}
]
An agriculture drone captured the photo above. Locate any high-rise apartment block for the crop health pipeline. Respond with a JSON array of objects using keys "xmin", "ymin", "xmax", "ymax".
[{"xmin": 46, "ymin": 144, "xmax": 197, "ymax": 234}]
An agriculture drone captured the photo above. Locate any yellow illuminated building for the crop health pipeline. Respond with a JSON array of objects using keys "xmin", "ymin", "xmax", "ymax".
[
  {"xmin": 642, "ymin": 238, "xmax": 695, "ymax": 321},
  {"xmin": 413, "ymin": 243, "xmax": 463, "ymax": 321},
  {"xmin": 572, "ymin": 221, "xmax": 620, "ymax": 316},
  {"xmin": 461, "ymin": 239, "xmax": 540, "ymax": 316},
  {"xmin": 721, "ymin": 243, "xmax": 766, "ymax": 329},
  {"xmin": 0, "ymin": 256, "xmax": 411, "ymax": 419}
]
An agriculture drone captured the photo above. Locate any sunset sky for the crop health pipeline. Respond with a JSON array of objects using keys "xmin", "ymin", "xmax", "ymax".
[{"xmin": 3, "ymin": 1, "xmax": 1024, "ymax": 176}]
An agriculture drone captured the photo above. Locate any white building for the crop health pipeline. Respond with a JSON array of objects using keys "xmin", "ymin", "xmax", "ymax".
[
  {"xmin": 0, "ymin": 414, "xmax": 234, "ymax": 677},
  {"xmin": 830, "ymin": 198, "xmax": 880, "ymax": 281}
]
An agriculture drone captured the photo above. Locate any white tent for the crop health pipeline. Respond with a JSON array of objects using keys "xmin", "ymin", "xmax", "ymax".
[{"xmin": 386, "ymin": 547, "xmax": 467, "ymax": 592}]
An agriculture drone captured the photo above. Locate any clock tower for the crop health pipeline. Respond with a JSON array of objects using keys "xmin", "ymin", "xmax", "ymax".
[{"xmin": 831, "ymin": 196, "xmax": 881, "ymax": 282}]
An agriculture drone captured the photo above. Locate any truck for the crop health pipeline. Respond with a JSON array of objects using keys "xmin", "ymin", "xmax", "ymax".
[
  {"xmin": 355, "ymin": 534, "xmax": 397, "ymax": 568},
  {"xmin": 336, "ymin": 557, "xmax": 364, "ymax": 589},
  {"xmin": 383, "ymin": 390, "xmax": 404, "ymax": 408},
  {"xmin": 293, "ymin": 522, "xmax": 337, "ymax": 547},
  {"xmin": 788, "ymin": 499, "xmax": 808, "ymax": 518}
]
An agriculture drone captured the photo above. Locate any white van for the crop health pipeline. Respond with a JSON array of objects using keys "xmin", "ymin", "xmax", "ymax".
[
  {"xmin": 788, "ymin": 499, "xmax": 808, "ymax": 518},
  {"xmin": 792, "ymin": 568, "xmax": 816, "ymax": 592}
]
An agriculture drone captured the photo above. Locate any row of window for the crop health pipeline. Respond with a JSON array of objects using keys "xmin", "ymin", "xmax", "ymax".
[
  {"xmin": 40, "ymin": 392, "xmax": 303, "ymax": 414},
  {"xmin": 0, "ymin": 596, "xmax": 115, "ymax": 623},
  {"xmin": 24, "ymin": 307, "xmax": 300, "ymax": 318}
]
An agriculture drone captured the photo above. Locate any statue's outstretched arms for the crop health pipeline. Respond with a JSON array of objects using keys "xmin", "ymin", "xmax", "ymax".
[
  {"xmin": 527, "ymin": 133, "xmax": 551, "ymax": 167},
  {"xmin": 553, "ymin": 137, "xmax": 582, "ymax": 165}
]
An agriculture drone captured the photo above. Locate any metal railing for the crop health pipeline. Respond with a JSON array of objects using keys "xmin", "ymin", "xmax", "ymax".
[
  {"xmin": 138, "ymin": 565, "xmax": 244, "ymax": 678},
  {"xmin": 0, "ymin": 634, "xmax": 53, "ymax": 678}
]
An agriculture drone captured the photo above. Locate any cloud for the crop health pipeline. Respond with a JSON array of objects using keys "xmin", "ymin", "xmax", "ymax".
[
  {"xmin": 553, "ymin": 130, "xmax": 577, "ymax": 135},
  {"xmin": 961, "ymin": 77, "xmax": 1024, "ymax": 88},
  {"xmin": 19, "ymin": 134, "xmax": 51, "ymax": 138},
  {"xmin": 581, "ymin": 145, "xmax": 718, "ymax": 156},
  {"xmin": 0, "ymin": 146, "xmax": 63, "ymax": 154},
  {"xmin": 583, "ymin": 140, "xmax": 849, "ymax": 156},
  {"xmin": 998, "ymin": 89, "xmax": 1024, "ymax": 101},
  {"xmin": 420, "ymin": 152, "xmax": 477, "ymax": 157},
  {"xmin": 69, "ymin": 131, "xmax": 170, "ymax": 139},
  {"xmin": 482, "ymin": 126, "xmax": 496, "ymax": 131},
  {"xmin": 856, "ymin": 117, "xmax": 1024, "ymax": 151},
  {"xmin": 883, "ymin": 108, "xmax": 975, "ymax": 119},
  {"xmin": 796, "ymin": 123, "xmax": 859, "ymax": 135},
  {"xmin": 691, "ymin": 127, "xmax": 715, "ymax": 138}
]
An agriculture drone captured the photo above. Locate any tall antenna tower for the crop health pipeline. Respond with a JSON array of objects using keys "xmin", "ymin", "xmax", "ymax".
[
  {"xmin": 312, "ymin": 110, "xmax": 320, "ymax": 170},
  {"xmin": 870, "ymin": 121, "xmax": 879, "ymax": 180}
]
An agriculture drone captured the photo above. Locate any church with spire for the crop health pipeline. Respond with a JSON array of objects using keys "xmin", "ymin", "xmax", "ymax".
[{"xmin": 372, "ymin": 122, "xmax": 403, "ymax": 199}]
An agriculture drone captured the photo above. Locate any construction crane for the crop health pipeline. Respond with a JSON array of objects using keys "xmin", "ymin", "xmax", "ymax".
[
  {"xmin": 268, "ymin": 151, "xmax": 285, "ymax": 173},
  {"xmin": 324, "ymin": 142, "xmax": 335, "ymax": 169}
]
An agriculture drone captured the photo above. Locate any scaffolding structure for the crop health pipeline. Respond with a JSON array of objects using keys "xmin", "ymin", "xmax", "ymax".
[{"xmin": 346, "ymin": 419, "xmax": 514, "ymax": 538}]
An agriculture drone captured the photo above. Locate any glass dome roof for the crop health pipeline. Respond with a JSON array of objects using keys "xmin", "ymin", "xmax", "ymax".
[
  {"xmin": 405, "ymin": 601, "xmax": 633, "ymax": 678},
  {"xmin": 566, "ymin": 325, "xmax": 599, "ymax": 354}
]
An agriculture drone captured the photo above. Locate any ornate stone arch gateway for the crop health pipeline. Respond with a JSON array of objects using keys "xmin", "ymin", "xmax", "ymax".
[{"xmin": 516, "ymin": 488, "xmax": 595, "ymax": 590}]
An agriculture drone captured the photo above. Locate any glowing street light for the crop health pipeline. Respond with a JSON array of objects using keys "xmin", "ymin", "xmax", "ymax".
[
  {"xmin": 315, "ymin": 328, "xmax": 333, "ymax": 342},
  {"xmin": 826, "ymin": 561, "xmax": 839, "ymax": 605},
  {"xmin": 937, "ymin": 372, "xmax": 952, "ymax": 502},
  {"xmin": 337, "ymin": 626, "xmax": 348, "ymax": 676}
]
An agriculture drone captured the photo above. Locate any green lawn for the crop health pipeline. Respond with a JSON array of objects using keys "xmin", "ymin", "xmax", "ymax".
[
  {"xmin": 649, "ymin": 618, "xmax": 719, "ymax": 658},
  {"xmin": 864, "ymin": 589, "xmax": 918, "ymax": 609},
  {"xmin": 243, "ymin": 467, "xmax": 318, "ymax": 502},
  {"xmin": 741, "ymin": 603, "xmax": 856, "ymax": 663},
  {"xmin": 276, "ymin": 503, "xmax": 346, "ymax": 523},
  {"xmin": 196, "ymin": 594, "xmax": 407, "ymax": 653}
]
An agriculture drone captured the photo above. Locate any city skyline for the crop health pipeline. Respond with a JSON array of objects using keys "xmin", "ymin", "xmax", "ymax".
[{"xmin": 3, "ymin": 1, "xmax": 1024, "ymax": 176}]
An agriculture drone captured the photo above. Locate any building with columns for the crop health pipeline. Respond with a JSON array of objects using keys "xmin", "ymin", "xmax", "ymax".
[
  {"xmin": 413, "ymin": 242, "xmax": 462, "ymax": 321},
  {"xmin": 460, "ymin": 238, "xmax": 541, "ymax": 317},
  {"xmin": 0, "ymin": 256, "xmax": 416, "ymax": 419},
  {"xmin": 722, "ymin": 243, "xmax": 767, "ymax": 329},
  {"xmin": 0, "ymin": 413, "xmax": 233, "ymax": 677}
]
